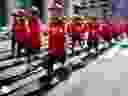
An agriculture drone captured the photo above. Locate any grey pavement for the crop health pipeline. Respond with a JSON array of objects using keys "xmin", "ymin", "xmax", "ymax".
[
  {"xmin": 0, "ymin": 40, "xmax": 11, "ymax": 51},
  {"xmin": 71, "ymin": 0, "xmax": 111, "ymax": 16},
  {"xmin": 46, "ymin": 43, "xmax": 128, "ymax": 96},
  {"xmin": 0, "ymin": 36, "xmax": 127, "ymax": 96},
  {"xmin": 0, "ymin": 39, "xmax": 49, "ymax": 95}
]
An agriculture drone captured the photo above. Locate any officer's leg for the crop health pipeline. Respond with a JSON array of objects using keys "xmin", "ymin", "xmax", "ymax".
[
  {"xmin": 94, "ymin": 39, "xmax": 99, "ymax": 53},
  {"xmin": 25, "ymin": 48, "xmax": 35, "ymax": 72},
  {"xmin": 11, "ymin": 33, "xmax": 16, "ymax": 56},
  {"xmin": 79, "ymin": 38, "xmax": 84, "ymax": 48},
  {"xmin": 14, "ymin": 41, "xmax": 23, "ymax": 63},
  {"xmin": 72, "ymin": 38, "xmax": 76, "ymax": 55},
  {"xmin": 106, "ymin": 36, "xmax": 112, "ymax": 47},
  {"xmin": 48, "ymin": 55, "xmax": 55, "ymax": 81},
  {"xmin": 125, "ymin": 32, "xmax": 128, "ymax": 37},
  {"xmin": 26, "ymin": 48, "xmax": 32, "ymax": 63},
  {"xmin": 80, "ymin": 33, "xmax": 85, "ymax": 48},
  {"xmin": 113, "ymin": 32, "xmax": 120, "ymax": 41},
  {"xmin": 17, "ymin": 42, "xmax": 23, "ymax": 57},
  {"xmin": 59, "ymin": 51, "xmax": 66, "ymax": 64},
  {"xmin": 87, "ymin": 39, "xmax": 92, "ymax": 51}
]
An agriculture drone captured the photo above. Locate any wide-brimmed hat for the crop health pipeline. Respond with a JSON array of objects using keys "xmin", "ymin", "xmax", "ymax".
[
  {"xmin": 14, "ymin": 9, "xmax": 25, "ymax": 16},
  {"xmin": 48, "ymin": 16, "xmax": 59, "ymax": 23}
]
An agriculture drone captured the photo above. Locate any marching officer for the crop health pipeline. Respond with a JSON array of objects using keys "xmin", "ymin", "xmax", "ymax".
[
  {"xmin": 97, "ymin": 18, "xmax": 113, "ymax": 48},
  {"xmin": 31, "ymin": 6, "xmax": 42, "ymax": 52},
  {"xmin": 86, "ymin": 17, "xmax": 99, "ymax": 53},
  {"xmin": 9, "ymin": 9, "xmax": 25, "ymax": 57},
  {"xmin": 10, "ymin": 13, "xmax": 16, "ymax": 57},
  {"xmin": 67, "ymin": 16, "xmax": 84, "ymax": 55},
  {"xmin": 48, "ymin": 17, "xmax": 65, "ymax": 81},
  {"xmin": 14, "ymin": 10, "xmax": 35, "ymax": 72}
]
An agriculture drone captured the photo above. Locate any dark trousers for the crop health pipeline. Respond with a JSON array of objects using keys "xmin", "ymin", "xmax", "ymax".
[
  {"xmin": 48, "ymin": 55, "xmax": 56, "ymax": 76},
  {"xmin": 104, "ymin": 37, "xmax": 112, "ymax": 44},
  {"xmin": 72, "ymin": 38, "xmax": 83, "ymax": 48},
  {"xmin": 11, "ymin": 33, "xmax": 16, "ymax": 55},
  {"xmin": 26, "ymin": 48, "xmax": 32, "ymax": 63},
  {"xmin": 17, "ymin": 41, "xmax": 32, "ymax": 63},
  {"xmin": 71, "ymin": 33, "xmax": 84, "ymax": 54},
  {"xmin": 71, "ymin": 32, "xmax": 83, "ymax": 47},
  {"xmin": 17, "ymin": 41, "xmax": 23, "ymax": 56},
  {"xmin": 87, "ymin": 32, "xmax": 98, "ymax": 50},
  {"xmin": 87, "ymin": 39, "xmax": 98, "ymax": 51},
  {"xmin": 112, "ymin": 32, "xmax": 121, "ymax": 40},
  {"xmin": 72, "ymin": 38, "xmax": 83, "ymax": 54},
  {"xmin": 48, "ymin": 54, "xmax": 66, "ymax": 77}
]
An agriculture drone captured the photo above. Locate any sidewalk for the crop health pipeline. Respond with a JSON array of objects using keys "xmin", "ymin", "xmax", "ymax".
[{"xmin": 0, "ymin": 40, "xmax": 11, "ymax": 52}]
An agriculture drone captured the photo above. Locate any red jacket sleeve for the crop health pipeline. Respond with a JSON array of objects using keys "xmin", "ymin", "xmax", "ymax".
[{"xmin": 66, "ymin": 23, "xmax": 72, "ymax": 33}]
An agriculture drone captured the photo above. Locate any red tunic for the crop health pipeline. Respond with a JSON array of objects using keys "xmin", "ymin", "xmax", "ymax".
[
  {"xmin": 15, "ymin": 23, "xmax": 28, "ymax": 43},
  {"xmin": 66, "ymin": 23, "xmax": 83, "ymax": 40},
  {"xmin": 120, "ymin": 22, "xmax": 127, "ymax": 33},
  {"xmin": 31, "ymin": 16, "xmax": 43, "ymax": 49},
  {"xmin": 112, "ymin": 20, "xmax": 122, "ymax": 38},
  {"xmin": 66, "ymin": 23, "xmax": 83, "ymax": 33},
  {"xmin": 79, "ymin": 23, "xmax": 89, "ymax": 40},
  {"xmin": 87, "ymin": 23, "xmax": 98, "ymax": 41},
  {"xmin": 82, "ymin": 23, "xmax": 95, "ymax": 40},
  {"xmin": 48, "ymin": 22, "xmax": 65, "ymax": 56},
  {"xmin": 98, "ymin": 23, "xmax": 112, "ymax": 42}
]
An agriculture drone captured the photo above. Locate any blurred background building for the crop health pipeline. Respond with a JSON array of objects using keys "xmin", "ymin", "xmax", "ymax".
[
  {"xmin": 0, "ymin": 0, "xmax": 114, "ymax": 32},
  {"xmin": 32, "ymin": 0, "xmax": 48, "ymax": 24},
  {"xmin": 112, "ymin": 0, "xmax": 128, "ymax": 16},
  {"xmin": 64, "ymin": 0, "xmax": 72, "ymax": 16},
  {"xmin": 71, "ymin": 0, "xmax": 112, "ymax": 17}
]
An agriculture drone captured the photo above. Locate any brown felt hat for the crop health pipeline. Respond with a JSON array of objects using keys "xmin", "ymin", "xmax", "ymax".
[{"xmin": 48, "ymin": 16, "xmax": 59, "ymax": 23}]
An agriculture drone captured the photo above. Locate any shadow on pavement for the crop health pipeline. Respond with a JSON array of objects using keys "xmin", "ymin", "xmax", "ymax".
[
  {"xmin": 5, "ymin": 46, "xmax": 112, "ymax": 96},
  {"xmin": 27, "ymin": 67, "xmax": 72, "ymax": 96},
  {"xmin": 39, "ymin": 47, "xmax": 111, "ymax": 95}
]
